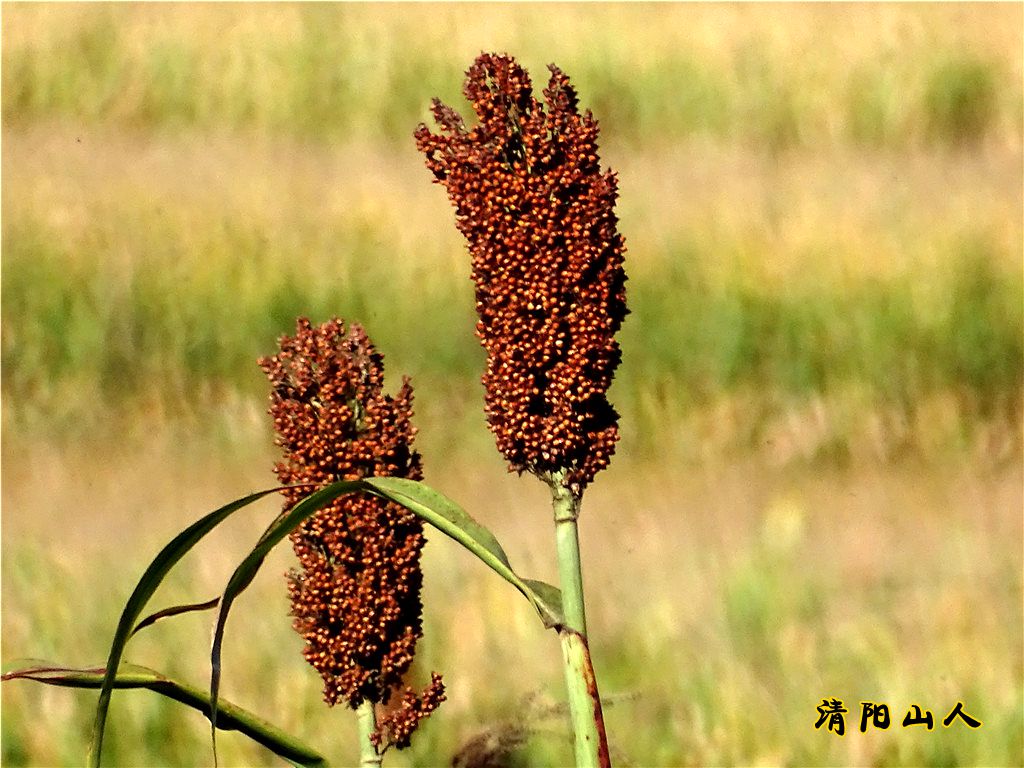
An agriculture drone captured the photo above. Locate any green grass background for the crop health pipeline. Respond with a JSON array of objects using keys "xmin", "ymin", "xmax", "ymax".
[{"xmin": 2, "ymin": 4, "xmax": 1022, "ymax": 767}]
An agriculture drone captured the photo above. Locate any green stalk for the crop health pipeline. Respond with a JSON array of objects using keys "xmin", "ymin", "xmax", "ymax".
[
  {"xmin": 560, "ymin": 631, "xmax": 610, "ymax": 768},
  {"xmin": 549, "ymin": 472, "xmax": 611, "ymax": 768},
  {"xmin": 357, "ymin": 700, "xmax": 382, "ymax": 768},
  {"xmin": 553, "ymin": 489, "xmax": 588, "ymax": 635}
]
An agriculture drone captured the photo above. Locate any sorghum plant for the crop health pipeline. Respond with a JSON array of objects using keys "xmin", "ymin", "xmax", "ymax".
[
  {"xmin": 259, "ymin": 317, "xmax": 445, "ymax": 763},
  {"xmin": 3, "ymin": 297, "xmax": 566, "ymax": 767},
  {"xmin": 4, "ymin": 51, "xmax": 627, "ymax": 768},
  {"xmin": 417, "ymin": 52, "xmax": 626, "ymax": 768}
]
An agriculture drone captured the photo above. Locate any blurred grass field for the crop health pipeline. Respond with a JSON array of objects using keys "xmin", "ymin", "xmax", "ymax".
[
  {"xmin": 3, "ymin": 4, "xmax": 1022, "ymax": 149},
  {"xmin": 3, "ymin": 446, "xmax": 1021, "ymax": 767},
  {"xmin": 2, "ymin": 4, "xmax": 1022, "ymax": 767}
]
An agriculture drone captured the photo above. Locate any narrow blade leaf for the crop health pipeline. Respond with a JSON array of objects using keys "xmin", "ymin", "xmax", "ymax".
[
  {"xmin": 209, "ymin": 481, "xmax": 367, "ymax": 759},
  {"xmin": 130, "ymin": 597, "xmax": 221, "ymax": 637},
  {"xmin": 90, "ymin": 486, "xmax": 291, "ymax": 767},
  {"xmin": 208, "ymin": 478, "xmax": 564, "ymax": 758},
  {"xmin": 131, "ymin": 505, "xmax": 294, "ymax": 638},
  {"xmin": 4, "ymin": 661, "xmax": 326, "ymax": 767},
  {"xmin": 367, "ymin": 477, "xmax": 564, "ymax": 628}
]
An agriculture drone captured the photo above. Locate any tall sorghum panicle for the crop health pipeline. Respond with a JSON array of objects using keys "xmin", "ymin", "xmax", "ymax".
[
  {"xmin": 418, "ymin": 53, "xmax": 619, "ymax": 767},
  {"xmin": 415, "ymin": 52, "xmax": 627, "ymax": 497},
  {"xmin": 259, "ymin": 317, "xmax": 444, "ymax": 749}
]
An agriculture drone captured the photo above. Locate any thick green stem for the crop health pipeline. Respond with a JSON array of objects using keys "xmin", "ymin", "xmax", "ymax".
[
  {"xmin": 549, "ymin": 472, "xmax": 611, "ymax": 768},
  {"xmin": 357, "ymin": 700, "xmax": 382, "ymax": 768}
]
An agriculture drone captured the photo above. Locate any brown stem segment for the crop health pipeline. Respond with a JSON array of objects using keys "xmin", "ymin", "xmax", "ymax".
[{"xmin": 559, "ymin": 630, "xmax": 611, "ymax": 768}]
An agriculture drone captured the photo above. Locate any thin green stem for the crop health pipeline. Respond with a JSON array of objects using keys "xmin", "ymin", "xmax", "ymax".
[
  {"xmin": 357, "ymin": 700, "xmax": 382, "ymax": 768},
  {"xmin": 552, "ymin": 483, "xmax": 588, "ymax": 636},
  {"xmin": 560, "ymin": 630, "xmax": 611, "ymax": 768},
  {"xmin": 548, "ymin": 471, "xmax": 610, "ymax": 768}
]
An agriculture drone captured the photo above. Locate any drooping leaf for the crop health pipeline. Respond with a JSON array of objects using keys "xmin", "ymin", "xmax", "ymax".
[
  {"xmin": 83, "ymin": 470, "xmax": 561, "ymax": 768},
  {"xmin": 209, "ymin": 481, "xmax": 367, "ymax": 761},
  {"xmin": 89, "ymin": 485, "xmax": 307, "ymax": 768},
  {"xmin": 3, "ymin": 661, "xmax": 326, "ymax": 767},
  {"xmin": 131, "ymin": 499, "xmax": 301, "ymax": 639},
  {"xmin": 366, "ymin": 478, "xmax": 564, "ymax": 628},
  {"xmin": 208, "ymin": 478, "xmax": 564, "ymax": 759},
  {"xmin": 131, "ymin": 597, "xmax": 221, "ymax": 637}
]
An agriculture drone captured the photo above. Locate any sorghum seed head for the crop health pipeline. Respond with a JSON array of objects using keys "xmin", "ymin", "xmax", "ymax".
[
  {"xmin": 259, "ymin": 318, "xmax": 442, "ymax": 745},
  {"xmin": 415, "ymin": 52, "xmax": 627, "ymax": 496}
]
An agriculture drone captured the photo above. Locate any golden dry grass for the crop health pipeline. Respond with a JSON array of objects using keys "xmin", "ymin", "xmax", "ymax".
[
  {"xmin": 2, "ymin": 441, "xmax": 1021, "ymax": 765},
  {"xmin": 4, "ymin": 125, "xmax": 1021, "ymax": 282}
]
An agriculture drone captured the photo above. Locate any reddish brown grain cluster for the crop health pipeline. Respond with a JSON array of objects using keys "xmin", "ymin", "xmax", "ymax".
[
  {"xmin": 372, "ymin": 672, "xmax": 447, "ymax": 750},
  {"xmin": 259, "ymin": 317, "xmax": 443, "ymax": 745},
  {"xmin": 415, "ymin": 52, "xmax": 627, "ymax": 495}
]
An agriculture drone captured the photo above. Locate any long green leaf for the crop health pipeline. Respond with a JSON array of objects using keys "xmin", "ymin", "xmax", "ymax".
[
  {"xmin": 131, "ymin": 499, "xmax": 299, "ymax": 638},
  {"xmin": 208, "ymin": 478, "xmax": 564, "ymax": 759},
  {"xmin": 89, "ymin": 486, "xmax": 294, "ymax": 768},
  {"xmin": 209, "ymin": 481, "xmax": 367, "ymax": 761},
  {"xmin": 4, "ymin": 661, "xmax": 326, "ymax": 767},
  {"xmin": 366, "ymin": 477, "xmax": 564, "ymax": 628}
]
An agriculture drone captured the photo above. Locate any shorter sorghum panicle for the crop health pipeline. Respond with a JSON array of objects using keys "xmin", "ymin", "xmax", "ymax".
[
  {"xmin": 415, "ymin": 53, "xmax": 627, "ymax": 496},
  {"xmin": 259, "ymin": 317, "xmax": 444, "ymax": 746}
]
